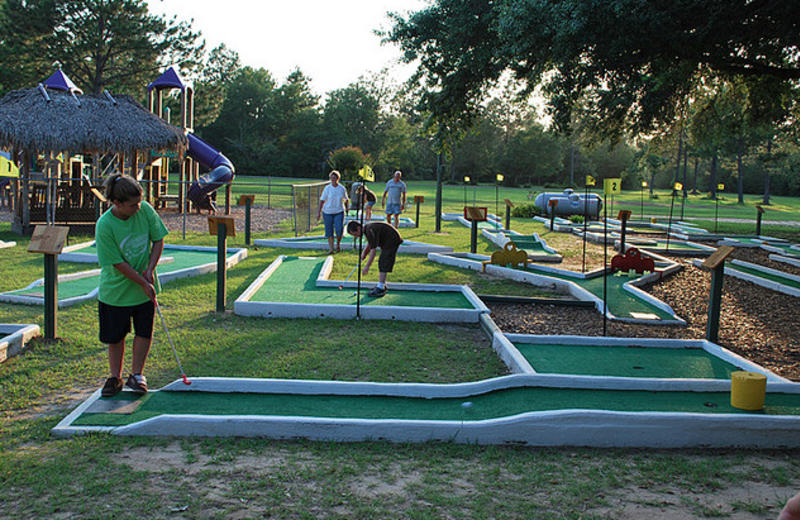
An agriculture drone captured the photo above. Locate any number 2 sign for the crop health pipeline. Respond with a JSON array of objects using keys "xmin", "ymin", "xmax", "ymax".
[{"xmin": 603, "ymin": 178, "xmax": 622, "ymax": 195}]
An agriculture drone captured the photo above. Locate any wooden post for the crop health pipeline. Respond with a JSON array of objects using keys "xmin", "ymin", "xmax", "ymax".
[
  {"xmin": 464, "ymin": 207, "xmax": 487, "ymax": 254},
  {"xmin": 209, "ymin": 216, "xmax": 235, "ymax": 313},
  {"xmin": 548, "ymin": 199, "xmax": 558, "ymax": 230},
  {"xmin": 703, "ymin": 246, "xmax": 735, "ymax": 343},
  {"xmin": 755, "ymin": 205, "xmax": 765, "ymax": 236},
  {"xmin": 414, "ymin": 195, "xmax": 424, "ymax": 228},
  {"xmin": 28, "ymin": 225, "xmax": 69, "ymax": 340},
  {"xmin": 504, "ymin": 199, "xmax": 514, "ymax": 231},
  {"xmin": 617, "ymin": 210, "xmax": 632, "ymax": 253},
  {"xmin": 238, "ymin": 195, "xmax": 255, "ymax": 245}
]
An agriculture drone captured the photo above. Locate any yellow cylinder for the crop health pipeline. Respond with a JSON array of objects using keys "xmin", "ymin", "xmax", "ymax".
[{"xmin": 731, "ymin": 371, "xmax": 767, "ymax": 411}]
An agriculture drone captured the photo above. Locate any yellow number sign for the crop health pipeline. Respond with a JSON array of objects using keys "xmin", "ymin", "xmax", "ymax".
[{"xmin": 604, "ymin": 178, "xmax": 622, "ymax": 195}]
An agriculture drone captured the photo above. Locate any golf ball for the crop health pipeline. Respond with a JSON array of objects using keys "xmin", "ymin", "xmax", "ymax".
[{"xmin": 461, "ymin": 401, "xmax": 473, "ymax": 409}]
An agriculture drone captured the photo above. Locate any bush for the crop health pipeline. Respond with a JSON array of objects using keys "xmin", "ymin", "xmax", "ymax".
[
  {"xmin": 511, "ymin": 203, "xmax": 541, "ymax": 218},
  {"xmin": 569, "ymin": 215, "xmax": 585, "ymax": 224}
]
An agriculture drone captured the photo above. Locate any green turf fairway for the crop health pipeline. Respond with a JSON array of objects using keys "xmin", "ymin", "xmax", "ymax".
[
  {"xmin": 726, "ymin": 261, "xmax": 800, "ymax": 290},
  {"xmin": 251, "ymin": 256, "xmax": 473, "ymax": 308},
  {"xmin": 72, "ymin": 384, "xmax": 800, "ymax": 427},
  {"xmin": 515, "ymin": 343, "xmax": 740, "ymax": 379}
]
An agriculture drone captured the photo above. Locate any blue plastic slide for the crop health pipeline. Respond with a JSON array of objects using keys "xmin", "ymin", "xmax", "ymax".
[{"xmin": 186, "ymin": 133, "xmax": 235, "ymax": 211}]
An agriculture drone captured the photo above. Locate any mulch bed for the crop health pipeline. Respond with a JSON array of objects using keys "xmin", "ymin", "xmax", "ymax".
[{"xmin": 489, "ymin": 247, "xmax": 800, "ymax": 381}]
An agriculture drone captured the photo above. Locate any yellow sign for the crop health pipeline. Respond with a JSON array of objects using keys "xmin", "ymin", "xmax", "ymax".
[
  {"xmin": 603, "ymin": 178, "xmax": 622, "ymax": 195},
  {"xmin": 674, "ymin": 182, "xmax": 683, "ymax": 191},
  {"xmin": 586, "ymin": 175, "xmax": 596, "ymax": 186},
  {"xmin": 496, "ymin": 173, "xmax": 504, "ymax": 182},
  {"xmin": 0, "ymin": 156, "xmax": 19, "ymax": 177},
  {"xmin": 641, "ymin": 181, "xmax": 648, "ymax": 188},
  {"xmin": 464, "ymin": 176, "xmax": 470, "ymax": 183},
  {"xmin": 718, "ymin": 183, "xmax": 725, "ymax": 190},
  {"xmin": 358, "ymin": 165, "xmax": 375, "ymax": 182}
]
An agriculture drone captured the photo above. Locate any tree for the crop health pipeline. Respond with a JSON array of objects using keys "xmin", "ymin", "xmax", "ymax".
[
  {"xmin": 323, "ymin": 83, "xmax": 384, "ymax": 157},
  {"xmin": 387, "ymin": 0, "xmax": 800, "ymax": 138},
  {"xmin": 327, "ymin": 146, "xmax": 369, "ymax": 180},
  {"xmin": 193, "ymin": 44, "xmax": 242, "ymax": 128},
  {"xmin": 0, "ymin": 0, "xmax": 203, "ymax": 95}
]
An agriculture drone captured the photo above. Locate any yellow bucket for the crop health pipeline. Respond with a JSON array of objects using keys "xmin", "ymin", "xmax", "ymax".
[{"xmin": 730, "ymin": 371, "xmax": 767, "ymax": 411}]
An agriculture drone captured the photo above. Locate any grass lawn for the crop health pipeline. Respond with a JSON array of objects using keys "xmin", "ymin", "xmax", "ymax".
[{"xmin": 1, "ymin": 192, "xmax": 800, "ymax": 518}]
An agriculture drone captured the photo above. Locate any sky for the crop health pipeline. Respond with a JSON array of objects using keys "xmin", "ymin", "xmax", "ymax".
[{"xmin": 147, "ymin": 0, "xmax": 428, "ymax": 97}]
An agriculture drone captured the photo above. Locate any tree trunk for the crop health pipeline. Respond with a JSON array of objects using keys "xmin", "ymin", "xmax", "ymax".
[
  {"xmin": 763, "ymin": 140, "xmax": 772, "ymax": 205},
  {"xmin": 691, "ymin": 157, "xmax": 700, "ymax": 195},
  {"xmin": 710, "ymin": 153, "xmax": 718, "ymax": 199},
  {"xmin": 737, "ymin": 136, "xmax": 745, "ymax": 204}
]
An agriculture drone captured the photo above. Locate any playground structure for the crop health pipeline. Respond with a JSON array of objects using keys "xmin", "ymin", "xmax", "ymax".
[
  {"xmin": 0, "ymin": 67, "xmax": 234, "ymax": 234},
  {"xmin": 534, "ymin": 188, "xmax": 602, "ymax": 218},
  {"xmin": 146, "ymin": 67, "xmax": 235, "ymax": 214}
]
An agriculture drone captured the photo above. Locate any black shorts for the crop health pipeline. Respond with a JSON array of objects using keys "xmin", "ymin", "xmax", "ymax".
[
  {"xmin": 98, "ymin": 300, "xmax": 155, "ymax": 344},
  {"xmin": 378, "ymin": 245, "xmax": 400, "ymax": 273}
]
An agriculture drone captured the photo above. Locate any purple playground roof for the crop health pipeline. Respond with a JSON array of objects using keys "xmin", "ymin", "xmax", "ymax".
[
  {"xmin": 43, "ymin": 70, "xmax": 82, "ymax": 94},
  {"xmin": 147, "ymin": 66, "xmax": 188, "ymax": 92}
]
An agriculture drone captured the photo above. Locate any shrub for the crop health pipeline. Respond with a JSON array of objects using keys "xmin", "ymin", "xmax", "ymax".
[
  {"xmin": 511, "ymin": 203, "xmax": 541, "ymax": 218},
  {"xmin": 569, "ymin": 215, "xmax": 585, "ymax": 224}
]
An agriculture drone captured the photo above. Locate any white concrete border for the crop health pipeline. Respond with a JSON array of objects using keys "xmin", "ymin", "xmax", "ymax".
[
  {"xmin": 694, "ymin": 258, "xmax": 800, "ymax": 298},
  {"xmin": 0, "ymin": 240, "xmax": 16, "ymax": 249},
  {"xmin": 234, "ymin": 255, "xmax": 489, "ymax": 323},
  {"xmin": 428, "ymin": 252, "xmax": 685, "ymax": 324},
  {"xmin": 501, "ymin": 334, "xmax": 789, "ymax": 383},
  {"xmin": 0, "ymin": 323, "xmax": 40, "ymax": 362},
  {"xmin": 2, "ymin": 244, "xmax": 248, "ymax": 307},
  {"xmin": 52, "ymin": 375, "xmax": 800, "ymax": 447},
  {"xmin": 253, "ymin": 235, "xmax": 453, "ymax": 254}
]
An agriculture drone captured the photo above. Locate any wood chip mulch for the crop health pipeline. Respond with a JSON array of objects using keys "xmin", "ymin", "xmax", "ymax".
[{"xmin": 489, "ymin": 247, "xmax": 800, "ymax": 381}]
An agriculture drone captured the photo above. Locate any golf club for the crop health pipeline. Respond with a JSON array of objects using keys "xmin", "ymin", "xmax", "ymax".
[
  {"xmin": 156, "ymin": 302, "xmax": 191, "ymax": 385},
  {"xmin": 338, "ymin": 263, "xmax": 360, "ymax": 290}
]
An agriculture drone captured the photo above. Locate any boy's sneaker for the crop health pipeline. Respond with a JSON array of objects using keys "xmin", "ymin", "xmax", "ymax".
[
  {"xmin": 101, "ymin": 377, "xmax": 123, "ymax": 397},
  {"xmin": 367, "ymin": 286, "xmax": 387, "ymax": 298},
  {"xmin": 126, "ymin": 373, "xmax": 148, "ymax": 395}
]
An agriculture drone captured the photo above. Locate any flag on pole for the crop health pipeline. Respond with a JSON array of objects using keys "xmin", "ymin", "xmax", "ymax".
[
  {"xmin": 674, "ymin": 182, "xmax": 683, "ymax": 191},
  {"xmin": 586, "ymin": 175, "xmax": 596, "ymax": 186},
  {"xmin": 641, "ymin": 181, "xmax": 648, "ymax": 188},
  {"xmin": 358, "ymin": 165, "xmax": 375, "ymax": 182},
  {"xmin": 603, "ymin": 178, "xmax": 622, "ymax": 195},
  {"xmin": 717, "ymin": 183, "xmax": 725, "ymax": 190}
]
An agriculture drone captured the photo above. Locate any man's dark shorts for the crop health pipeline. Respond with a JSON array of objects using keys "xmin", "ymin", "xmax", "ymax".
[
  {"xmin": 378, "ymin": 245, "xmax": 400, "ymax": 273},
  {"xmin": 98, "ymin": 300, "xmax": 155, "ymax": 344}
]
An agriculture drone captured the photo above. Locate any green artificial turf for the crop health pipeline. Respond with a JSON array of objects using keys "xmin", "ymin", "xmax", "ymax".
[
  {"xmin": 515, "ymin": 344, "xmax": 740, "ymax": 379},
  {"xmin": 726, "ymin": 261, "xmax": 800, "ymax": 290},
  {"xmin": 72, "ymin": 384, "xmax": 800, "ymax": 427},
  {"xmin": 251, "ymin": 256, "xmax": 473, "ymax": 308}
]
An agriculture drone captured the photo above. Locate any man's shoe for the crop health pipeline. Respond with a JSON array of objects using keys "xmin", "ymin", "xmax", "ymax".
[
  {"xmin": 367, "ymin": 286, "xmax": 387, "ymax": 298},
  {"xmin": 126, "ymin": 373, "xmax": 148, "ymax": 395},
  {"xmin": 101, "ymin": 377, "xmax": 123, "ymax": 397}
]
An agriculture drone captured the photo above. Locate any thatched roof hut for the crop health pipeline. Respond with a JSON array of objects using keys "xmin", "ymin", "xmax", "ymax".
[{"xmin": 0, "ymin": 87, "xmax": 188, "ymax": 155}]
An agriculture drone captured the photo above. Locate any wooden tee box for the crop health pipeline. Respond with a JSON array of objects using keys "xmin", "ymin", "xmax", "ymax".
[{"xmin": 464, "ymin": 206, "xmax": 488, "ymax": 221}]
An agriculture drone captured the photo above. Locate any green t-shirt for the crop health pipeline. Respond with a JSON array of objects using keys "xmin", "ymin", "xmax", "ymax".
[{"xmin": 96, "ymin": 201, "xmax": 169, "ymax": 306}]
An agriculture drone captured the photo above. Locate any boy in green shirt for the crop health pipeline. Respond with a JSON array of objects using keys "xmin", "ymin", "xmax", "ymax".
[{"xmin": 96, "ymin": 174, "xmax": 168, "ymax": 397}]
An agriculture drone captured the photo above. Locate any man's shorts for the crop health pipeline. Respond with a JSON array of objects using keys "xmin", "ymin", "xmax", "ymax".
[
  {"xmin": 378, "ymin": 245, "xmax": 400, "ymax": 273},
  {"xmin": 385, "ymin": 203, "xmax": 402, "ymax": 215},
  {"xmin": 98, "ymin": 300, "xmax": 155, "ymax": 344}
]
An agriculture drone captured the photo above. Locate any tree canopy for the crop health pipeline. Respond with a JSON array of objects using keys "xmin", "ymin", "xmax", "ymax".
[{"xmin": 387, "ymin": 0, "xmax": 800, "ymax": 137}]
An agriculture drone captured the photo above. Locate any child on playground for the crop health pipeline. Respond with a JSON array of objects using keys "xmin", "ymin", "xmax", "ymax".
[
  {"xmin": 96, "ymin": 174, "xmax": 168, "ymax": 397},
  {"xmin": 346, "ymin": 220, "xmax": 403, "ymax": 298}
]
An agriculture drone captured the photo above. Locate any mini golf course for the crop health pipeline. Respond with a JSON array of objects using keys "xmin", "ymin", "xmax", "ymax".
[
  {"xmin": 0, "ymin": 242, "xmax": 247, "ymax": 306},
  {"xmin": 50, "ymin": 230, "xmax": 800, "ymax": 447},
  {"xmin": 254, "ymin": 235, "xmax": 453, "ymax": 254},
  {"xmin": 234, "ymin": 255, "xmax": 487, "ymax": 322},
  {"xmin": 428, "ymin": 251, "xmax": 683, "ymax": 323},
  {"xmin": 482, "ymin": 230, "xmax": 562, "ymax": 262}
]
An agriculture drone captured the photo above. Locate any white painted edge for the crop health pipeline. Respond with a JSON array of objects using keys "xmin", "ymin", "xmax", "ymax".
[
  {"xmin": 503, "ymin": 334, "xmax": 787, "ymax": 383},
  {"xmin": 771, "ymin": 254, "xmax": 800, "ymax": 269},
  {"xmin": 0, "ymin": 240, "xmax": 16, "ymax": 249},
  {"xmin": 712, "ymin": 259, "xmax": 800, "ymax": 298},
  {"xmin": 254, "ymin": 236, "xmax": 452, "ymax": 254},
  {"xmin": 52, "ymin": 375, "xmax": 800, "ymax": 447},
  {"xmin": 0, "ymin": 323, "xmax": 40, "ymax": 362}
]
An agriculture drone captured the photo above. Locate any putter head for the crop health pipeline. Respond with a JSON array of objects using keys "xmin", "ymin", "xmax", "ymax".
[{"xmin": 181, "ymin": 374, "xmax": 192, "ymax": 385}]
